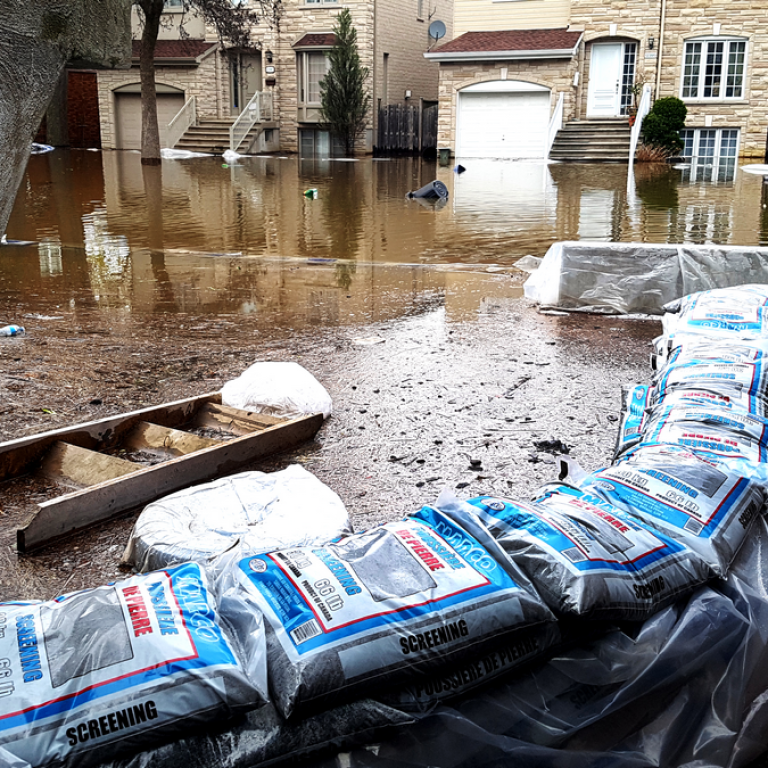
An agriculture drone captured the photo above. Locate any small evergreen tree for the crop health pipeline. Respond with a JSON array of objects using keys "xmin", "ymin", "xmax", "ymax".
[
  {"xmin": 320, "ymin": 9, "xmax": 370, "ymax": 157},
  {"xmin": 642, "ymin": 96, "xmax": 687, "ymax": 155}
]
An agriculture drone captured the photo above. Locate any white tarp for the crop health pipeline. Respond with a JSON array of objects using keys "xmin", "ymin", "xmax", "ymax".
[{"xmin": 524, "ymin": 241, "xmax": 768, "ymax": 314}]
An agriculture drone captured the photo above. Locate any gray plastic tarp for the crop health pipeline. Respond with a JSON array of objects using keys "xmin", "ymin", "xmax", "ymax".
[{"xmin": 524, "ymin": 241, "xmax": 768, "ymax": 315}]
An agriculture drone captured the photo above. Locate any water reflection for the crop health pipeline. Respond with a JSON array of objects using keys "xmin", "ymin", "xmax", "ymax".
[{"xmin": 3, "ymin": 149, "xmax": 767, "ymax": 324}]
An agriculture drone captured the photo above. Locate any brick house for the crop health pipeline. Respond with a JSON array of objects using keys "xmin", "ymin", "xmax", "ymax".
[
  {"xmin": 95, "ymin": 0, "xmax": 452, "ymax": 155},
  {"xmin": 426, "ymin": 0, "xmax": 767, "ymax": 161}
]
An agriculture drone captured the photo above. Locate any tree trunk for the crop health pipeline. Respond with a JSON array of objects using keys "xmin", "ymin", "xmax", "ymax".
[
  {"xmin": 139, "ymin": 0, "xmax": 164, "ymax": 165},
  {"xmin": 0, "ymin": 1, "xmax": 131, "ymax": 238}
]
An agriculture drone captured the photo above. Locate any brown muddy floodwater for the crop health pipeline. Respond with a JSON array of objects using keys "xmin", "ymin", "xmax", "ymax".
[{"xmin": 0, "ymin": 150, "xmax": 764, "ymax": 599}]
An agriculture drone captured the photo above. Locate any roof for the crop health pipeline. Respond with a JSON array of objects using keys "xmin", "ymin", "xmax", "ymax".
[
  {"xmin": 131, "ymin": 39, "xmax": 218, "ymax": 64},
  {"xmin": 425, "ymin": 29, "xmax": 583, "ymax": 61},
  {"xmin": 293, "ymin": 33, "xmax": 337, "ymax": 49}
]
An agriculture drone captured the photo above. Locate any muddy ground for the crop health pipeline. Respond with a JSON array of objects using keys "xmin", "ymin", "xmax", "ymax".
[{"xmin": 0, "ymin": 275, "xmax": 661, "ymax": 601}]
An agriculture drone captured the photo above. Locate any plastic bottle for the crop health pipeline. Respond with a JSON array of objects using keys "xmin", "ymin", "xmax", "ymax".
[
  {"xmin": 304, "ymin": 188, "xmax": 318, "ymax": 199},
  {"xmin": 0, "ymin": 325, "xmax": 25, "ymax": 337}
]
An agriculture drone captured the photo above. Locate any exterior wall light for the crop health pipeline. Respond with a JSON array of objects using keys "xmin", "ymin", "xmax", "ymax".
[{"xmin": 648, "ymin": 37, "xmax": 655, "ymax": 49}]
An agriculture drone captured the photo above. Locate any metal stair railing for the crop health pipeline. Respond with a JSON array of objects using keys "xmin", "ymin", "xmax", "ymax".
[
  {"xmin": 229, "ymin": 91, "xmax": 274, "ymax": 153},
  {"xmin": 166, "ymin": 96, "xmax": 197, "ymax": 149},
  {"xmin": 546, "ymin": 92, "xmax": 564, "ymax": 158}
]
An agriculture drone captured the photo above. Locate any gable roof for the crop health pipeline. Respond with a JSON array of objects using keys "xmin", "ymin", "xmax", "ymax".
[
  {"xmin": 293, "ymin": 33, "xmax": 337, "ymax": 49},
  {"xmin": 131, "ymin": 39, "xmax": 219, "ymax": 65},
  {"xmin": 425, "ymin": 29, "xmax": 583, "ymax": 61}
]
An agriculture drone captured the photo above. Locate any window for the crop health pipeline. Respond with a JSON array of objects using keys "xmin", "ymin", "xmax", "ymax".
[
  {"xmin": 304, "ymin": 0, "xmax": 338, "ymax": 5},
  {"xmin": 619, "ymin": 43, "xmax": 637, "ymax": 115},
  {"xmin": 681, "ymin": 38, "xmax": 746, "ymax": 99},
  {"xmin": 297, "ymin": 51, "xmax": 330, "ymax": 105},
  {"xmin": 679, "ymin": 128, "xmax": 739, "ymax": 182},
  {"xmin": 163, "ymin": 0, "xmax": 183, "ymax": 8}
]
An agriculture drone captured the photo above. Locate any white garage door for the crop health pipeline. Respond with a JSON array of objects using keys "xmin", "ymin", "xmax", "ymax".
[
  {"xmin": 457, "ymin": 90, "xmax": 550, "ymax": 159},
  {"xmin": 115, "ymin": 92, "xmax": 185, "ymax": 150}
]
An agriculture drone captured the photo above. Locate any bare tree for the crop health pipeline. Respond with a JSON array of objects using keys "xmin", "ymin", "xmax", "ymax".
[{"xmin": 134, "ymin": 0, "xmax": 282, "ymax": 165}]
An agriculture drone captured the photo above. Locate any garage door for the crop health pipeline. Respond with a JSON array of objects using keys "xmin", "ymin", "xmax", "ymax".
[
  {"xmin": 457, "ymin": 90, "xmax": 550, "ymax": 159},
  {"xmin": 115, "ymin": 91, "xmax": 185, "ymax": 150}
]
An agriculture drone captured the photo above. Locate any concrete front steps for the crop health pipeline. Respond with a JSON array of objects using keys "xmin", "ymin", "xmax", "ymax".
[
  {"xmin": 174, "ymin": 118, "xmax": 276, "ymax": 155},
  {"xmin": 549, "ymin": 119, "xmax": 632, "ymax": 163}
]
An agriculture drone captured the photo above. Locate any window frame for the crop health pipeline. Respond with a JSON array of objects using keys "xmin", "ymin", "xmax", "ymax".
[
  {"xmin": 680, "ymin": 37, "xmax": 747, "ymax": 101},
  {"xmin": 297, "ymin": 50, "xmax": 331, "ymax": 106}
]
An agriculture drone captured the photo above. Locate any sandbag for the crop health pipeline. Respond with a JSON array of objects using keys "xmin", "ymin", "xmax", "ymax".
[
  {"xmin": 0, "ymin": 563, "xmax": 267, "ymax": 768},
  {"xmin": 641, "ymin": 404, "xmax": 768, "ymax": 467},
  {"xmin": 453, "ymin": 488, "xmax": 711, "ymax": 621},
  {"xmin": 221, "ymin": 361, "xmax": 332, "ymax": 419},
  {"xmin": 577, "ymin": 443, "xmax": 765, "ymax": 576},
  {"xmin": 217, "ymin": 505, "xmax": 554, "ymax": 719},
  {"xmin": 614, "ymin": 385, "xmax": 651, "ymax": 458},
  {"xmin": 662, "ymin": 284, "xmax": 768, "ymax": 339},
  {"xmin": 124, "ymin": 466, "xmax": 351, "ymax": 572},
  {"xmin": 652, "ymin": 359, "xmax": 768, "ymax": 405}
]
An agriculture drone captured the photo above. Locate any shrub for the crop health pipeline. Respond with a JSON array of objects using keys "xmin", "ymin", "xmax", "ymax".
[
  {"xmin": 642, "ymin": 97, "xmax": 687, "ymax": 154},
  {"xmin": 635, "ymin": 142, "xmax": 673, "ymax": 163}
]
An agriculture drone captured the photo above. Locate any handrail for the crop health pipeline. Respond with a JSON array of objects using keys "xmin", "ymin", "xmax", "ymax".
[
  {"xmin": 629, "ymin": 84, "xmax": 652, "ymax": 166},
  {"xmin": 166, "ymin": 96, "xmax": 196, "ymax": 148},
  {"xmin": 229, "ymin": 91, "xmax": 274, "ymax": 152},
  {"xmin": 546, "ymin": 92, "xmax": 564, "ymax": 158}
]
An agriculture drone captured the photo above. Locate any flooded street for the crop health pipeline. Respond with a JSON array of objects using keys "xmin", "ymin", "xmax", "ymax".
[{"xmin": 0, "ymin": 150, "xmax": 763, "ymax": 599}]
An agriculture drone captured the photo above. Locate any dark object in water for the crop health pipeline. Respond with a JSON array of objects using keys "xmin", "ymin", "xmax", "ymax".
[{"xmin": 407, "ymin": 180, "xmax": 449, "ymax": 200}]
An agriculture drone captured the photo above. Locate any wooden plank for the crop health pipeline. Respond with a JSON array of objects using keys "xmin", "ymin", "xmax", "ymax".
[
  {"xmin": 122, "ymin": 421, "xmax": 222, "ymax": 457},
  {"xmin": 39, "ymin": 442, "xmax": 141, "ymax": 488},
  {"xmin": 0, "ymin": 392, "xmax": 222, "ymax": 481},
  {"xmin": 192, "ymin": 402, "xmax": 284, "ymax": 436},
  {"xmin": 17, "ymin": 412, "xmax": 324, "ymax": 553}
]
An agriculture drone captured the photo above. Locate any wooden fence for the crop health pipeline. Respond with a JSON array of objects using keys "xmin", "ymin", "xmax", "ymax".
[{"xmin": 376, "ymin": 103, "xmax": 438, "ymax": 156}]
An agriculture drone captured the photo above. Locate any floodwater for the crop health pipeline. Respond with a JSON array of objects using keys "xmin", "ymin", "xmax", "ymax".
[{"xmin": 3, "ymin": 150, "xmax": 768, "ymax": 327}]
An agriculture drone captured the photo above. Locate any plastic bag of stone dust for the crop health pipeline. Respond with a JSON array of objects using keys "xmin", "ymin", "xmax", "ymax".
[
  {"xmin": 576, "ymin": 443, "xmax": 765, "ymax": 577},
  {"xmin": 215, "ymin": 504, "xmax": 555, "ymax": 719},
  {"xmin": 662, "ymin": 284, "xmax": 768, "ymax": 340},
  {"xmin": 441, "ymin": 489, "xmax": 711, "ymax": 621},
  {"xmin": 124, "ymin": 465, "xmax": 352, "ymax": 572},
  {"xmin": 221, "ymin": 361, "xmax": 332, "ymax": 419},
  {"xmin": 0, "ymin": 562, "xmax": 268, "ymax": 768}
]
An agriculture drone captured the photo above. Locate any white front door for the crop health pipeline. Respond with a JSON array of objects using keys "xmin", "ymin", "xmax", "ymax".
[{"xmin": 587, "ymin": 43, "xmax": 623, "ymax": 117}]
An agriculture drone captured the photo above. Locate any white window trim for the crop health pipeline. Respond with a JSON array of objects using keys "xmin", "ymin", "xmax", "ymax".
[
  {"xmin": 680, "ymin": 36, "xmax": 748, "ymax": 101},
  {"xmin": 297, "ymin": 50, "xmax": 331, "ymax": 107}
]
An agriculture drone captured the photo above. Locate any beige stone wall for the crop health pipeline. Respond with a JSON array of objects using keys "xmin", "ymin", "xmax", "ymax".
[
  {"xmin": 97, "ymin": 52, "xmax": 222, "ymax": 150},
  {"xmin": 266, "ymin": 2, "xmax": 375, "ymax": 154},
  {"xmin": 570, "ymin": 0, "xmax": 768, "ymax": 157},
  {"xmin": 455, "ymin": 0, "xmax": 568, "ymax": 37},
  {"xmin": 435, "ymin": 59, "xmax": 578, "ymax": 151}
]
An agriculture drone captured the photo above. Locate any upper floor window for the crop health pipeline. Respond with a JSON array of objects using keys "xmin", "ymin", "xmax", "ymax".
[
  {"xmin": 164, "ymin": 0, "xmax": 183, "ymax": 8},
  {"xmin": 681, "ymin": 38, "xmax": 746, "ymax": 99},
  {"xmin": 298, "ymin": 51, "xmax": 330, "ymax": 105},
  {"xmin": 305, "ymin": 0, "xmax": 339, "ymax": 5}
]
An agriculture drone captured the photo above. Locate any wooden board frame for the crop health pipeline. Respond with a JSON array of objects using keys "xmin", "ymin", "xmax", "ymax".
[{"xmin": 4, "ymin": 393, "xmax": 324, "ymax": 553}]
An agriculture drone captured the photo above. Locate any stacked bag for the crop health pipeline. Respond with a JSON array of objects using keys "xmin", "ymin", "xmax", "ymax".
[{"xmin": 2, "ymin": 285, "xmax": 768, "ymax": 768}]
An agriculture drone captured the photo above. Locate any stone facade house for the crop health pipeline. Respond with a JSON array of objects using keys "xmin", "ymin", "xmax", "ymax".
[
  {"xmin": 95, "ymin": 0, "xmax": 452, "ymax": 155},
  {"xmin": 427, "ymin": 0, "xmax": 767, "ymax": 161}
]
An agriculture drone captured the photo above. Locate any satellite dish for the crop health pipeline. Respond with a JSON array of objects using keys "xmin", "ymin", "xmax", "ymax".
[{"xmin": 429, "ymin": 20, "xmax": 446, "ymax": 41}]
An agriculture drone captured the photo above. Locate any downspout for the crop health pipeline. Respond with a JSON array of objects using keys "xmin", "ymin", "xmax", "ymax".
[{"xmin": 654, "ymin": 0, "xmax": 667, "ymax": 99}]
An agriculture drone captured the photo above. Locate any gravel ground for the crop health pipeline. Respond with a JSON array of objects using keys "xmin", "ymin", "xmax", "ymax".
[{"xmin": 0, "ymin": 276, "xmax": 661, "ymax": 601}]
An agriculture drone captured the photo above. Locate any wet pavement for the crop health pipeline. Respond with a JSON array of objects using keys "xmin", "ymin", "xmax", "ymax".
[{"xmin": 0, "ymin": 150, "xmax": 754, "ymax": 600}]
